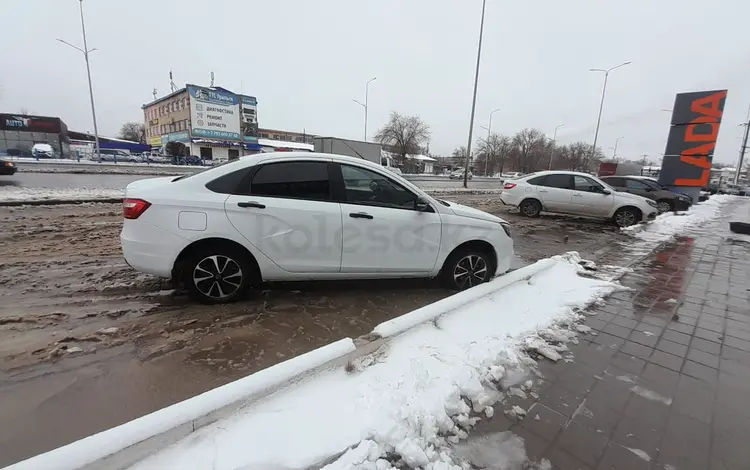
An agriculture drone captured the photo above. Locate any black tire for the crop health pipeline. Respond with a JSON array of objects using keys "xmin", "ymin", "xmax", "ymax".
[
  {"xmin": 519, "ymin": 199, "xmax": 542, "ymax": 218},
  {"xmin": 183, "ymin": 244, "xmax": 253, "ymax": 304},
  {"xmin": 613, "ymin": 207, "xmax": 639, "ymax": 228},
  {"xmin": 656, "ymin": 200, "xmax": 673, "ymax": 213},
  {"xmin": 441, "ymin": 247, "xmax": 496, "ymax": 291}
]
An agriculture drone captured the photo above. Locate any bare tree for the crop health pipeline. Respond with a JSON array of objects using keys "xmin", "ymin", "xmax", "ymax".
[
  {"xmin": 165, "ymin": 141, "xmax": 187, "ymax": 157},
  {"xmin": 119, "ymin": 122, "xmax": 146, "ymax": 144},
  {"xmin": 476, "ymin": 133, "xmax": 514, "ymax": 175},
  {"xmin": 558, "ymin": 141, "xmax": 603, "ymax": 172},
  {"xmin": 510, "ymin": 128, "xmax": 547, "ymax": 173},
  {"xmin": 374, "ymin": 112, "xmax": 430, "ymax": 163}
]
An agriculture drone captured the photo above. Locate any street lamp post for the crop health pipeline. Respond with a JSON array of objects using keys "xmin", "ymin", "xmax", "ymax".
[
  {"xmin": 589, "ymin": 61, "xmax": 631, "ymax": 157},
  {"xmin": 610, "ymin": 136, "xmax": 625, "ymax": 159},
  {"xmin": 56, "ymin": 0, "xmax": 101, "ymax": 162},
  {"xmin": 463, "ymin": 0, "xmax": 487, "ymax": 188},
  {"xmin": 481, "ymin": 108, "xmax": 501, "ymax": 175},
  {"xmin": 353, "ymin": 77, "xmax": 377, "ymax": 141},
  {"xmin": 548, "ymin": 123, "xmax": 564, "ymax": 170}
]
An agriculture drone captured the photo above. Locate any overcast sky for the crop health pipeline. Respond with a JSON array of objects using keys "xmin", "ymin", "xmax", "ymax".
[{"xmin": 2, "ymin": 0, "xmax": 750, "ymax": 164}]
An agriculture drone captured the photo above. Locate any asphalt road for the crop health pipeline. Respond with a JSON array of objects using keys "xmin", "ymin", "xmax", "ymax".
[{"xmin": 1, "ymin": 171, "xmax": 504, "ymax": 191}]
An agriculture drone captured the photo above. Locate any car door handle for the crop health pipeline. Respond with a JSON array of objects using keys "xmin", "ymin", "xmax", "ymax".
[
  {"xmin": 349, "ymin": 212, "xmax": 373, "ymax": 220},
  {"xmin": 573, "ymin": 193, "xmax": 583, "ymax": 197},
  {"xmin": 538, "ymin": 189, "xmax": 548, "ymax": 193},
  {"xmin": 237, "ymin": 201, "xmax": 266, "ymax": 209}
]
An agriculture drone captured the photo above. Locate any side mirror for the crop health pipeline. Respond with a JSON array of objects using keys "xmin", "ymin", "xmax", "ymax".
[
  {"xmin": 601, "ymin": 189, "xmax": 611, "ymax": 195},
  {"xmin": 415, "ymin": 197, "xmax": 431, "ymax": 212}
]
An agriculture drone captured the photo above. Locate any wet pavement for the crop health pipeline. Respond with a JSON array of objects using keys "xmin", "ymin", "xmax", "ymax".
[
  {"xmin": 0, "ymin": 197, "xmax": 629, "ymax": 466},
  {"xmin": 463, "ymin": 198, "xmax": 750, "ymax": 469}
]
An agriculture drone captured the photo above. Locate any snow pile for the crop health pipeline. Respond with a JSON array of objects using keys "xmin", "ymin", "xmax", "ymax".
[
  {"xmin": 0, "ymin": 186, "xmax": 122, "ymax": 202},
  {"xmin": 423, "ymin": 187, "xmax": 504, "ymax": 195},
  {"xmin": 128, "ymin": 252, "xmax": 619, "ymax": 470},
  {"xmin": 621, "ymin": 194, "xmax": 733, "ymax": 242}
]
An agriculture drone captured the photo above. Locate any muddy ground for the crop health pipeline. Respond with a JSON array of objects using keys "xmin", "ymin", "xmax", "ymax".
[{"xmin": 0, "ymin": 198, "xmax": 629, "ymax": 466}]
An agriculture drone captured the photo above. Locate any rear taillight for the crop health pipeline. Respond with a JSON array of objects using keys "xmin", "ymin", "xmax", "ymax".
[
  {"xmin": 503, "ymin": 182, "xmax": 517, "ymax": 189},
  {"xmin": 123, "ymin": 198, "xmax": 151, "ymax": 219}
]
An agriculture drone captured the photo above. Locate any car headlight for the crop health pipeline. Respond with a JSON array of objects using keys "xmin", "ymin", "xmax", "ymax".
[
  {"xmin": 500, "ymin": 222, "xmax": 512, "ymax": 238},
  {"xmin": 646, "ymin": 199, "xmax": 658, "ymax": 208}
]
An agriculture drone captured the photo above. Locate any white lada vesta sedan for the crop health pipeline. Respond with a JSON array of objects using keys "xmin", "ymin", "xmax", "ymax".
[{"xmin": 121, "ymin": 152, "xmax": 514, "ymax": 304}]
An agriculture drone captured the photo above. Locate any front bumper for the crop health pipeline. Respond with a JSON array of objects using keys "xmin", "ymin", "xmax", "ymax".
[
  {"xmin": 674, "ymin": 199, "xmax": 692, "ymax": 211},
  {"xmin": 0, "ymin": 166, "xmax": 17, "ymax": 175}
]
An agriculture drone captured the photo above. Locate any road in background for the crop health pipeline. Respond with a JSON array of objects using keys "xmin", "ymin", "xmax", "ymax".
[{"xmin": 1, "ymin": 171, "xmax": 504, "ymax": 191}]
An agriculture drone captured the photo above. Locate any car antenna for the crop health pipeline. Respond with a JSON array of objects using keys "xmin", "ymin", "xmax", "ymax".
[{"xmin": 329, "ymin": 138, "xmax": 365, "ymax": 160}]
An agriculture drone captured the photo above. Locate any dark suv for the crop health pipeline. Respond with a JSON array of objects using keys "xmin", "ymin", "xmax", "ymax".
[{"xmin": 600, "ymin": 176, "xmax": 692, "ymax": 213}]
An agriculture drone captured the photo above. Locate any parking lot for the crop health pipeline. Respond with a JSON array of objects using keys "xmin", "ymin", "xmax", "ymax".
[{"xmin": 0, "ymin": 196, "xmax": 636, "ymax": 464}]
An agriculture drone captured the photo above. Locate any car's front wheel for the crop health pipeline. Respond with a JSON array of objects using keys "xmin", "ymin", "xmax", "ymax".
[
  {"xmin": 442, "ymin": 248, "xmax": 496, "ymax": 291},
  {"xmin": 184, "ymin": 245, "xmax": 252, "ymax": 304},
  {"xmin": 613, "ymin": 207, "xmax": 640, "ymax": 227},
  {"xmin": 656, "ymin": 200, "xmax": 673, "ymax": 213}
]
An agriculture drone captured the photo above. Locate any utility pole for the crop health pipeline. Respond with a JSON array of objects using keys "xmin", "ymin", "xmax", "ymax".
[
  {"xmin": 548, "ymin": 123, "xmax": 564, "ymax": 170},
  {"xmin": 482, "ymin": 108, "xmax": 501, "ymax": 175},
  {"xmin": 56, "ymin": 0, "xmax": 101, "ymax": 162},
  {"xmin": 610, "ymin": 136, "xmax": 624, "ymax": 160},
  {"xmin": 464, "ymin": 0, "xmax": 487, "ymax": 189},
  {"xmin": 589, "ymin": 61, "xmax": 631, "ymax": 158},
  {"xmin": 735, "ymin": 104, "xmax": 750, "ymax": 185},
  {"xmin": 353, "ymin": 77, "xmax": 377, "ymax": 141}
]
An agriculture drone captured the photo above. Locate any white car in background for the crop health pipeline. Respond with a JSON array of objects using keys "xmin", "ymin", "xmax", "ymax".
[
  {"xmin": 499, "ymin": 170, "xmax": 659, "ymax": 227},
  {"xmin": 121, "ymin": 152, "xmax": 514, "ymax": 303}
]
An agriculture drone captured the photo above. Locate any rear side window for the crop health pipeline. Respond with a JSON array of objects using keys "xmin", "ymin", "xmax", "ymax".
[
  {"xmin": 250, "ymin": 161, "xmax": 330, "ymax": 201},
  {"xmin": 526, "ymin": 175, "xmax": 545, "ymax": 185},
  {"xmin": 205, "ymin": 166, "xmax": 254, "ymax": 194},
  {"xmin": 625, "ymin": 179, "xmax": 651, "ymax": 190},
  {"xmin": 539, "ymin": 174, "xmax": 572, "ymax": 189},
  {"xmin": 603, "ymin": 177, "xmax": 624, "ymax": 187}
]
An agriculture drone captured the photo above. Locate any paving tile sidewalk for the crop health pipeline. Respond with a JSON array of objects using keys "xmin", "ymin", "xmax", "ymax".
[{"xmin": 471, "ymin": 199, "xmax": 750, "ymax": 469}]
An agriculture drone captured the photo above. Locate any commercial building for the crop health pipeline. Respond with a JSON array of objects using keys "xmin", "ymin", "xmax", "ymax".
[
  {"xmin": 258, "ymin": 128, "xmax": 314, "ymax": 144},
  {"xmin": 0, "ymin": 113, "xmax": 70, "ymax": 158},
  {"xmin": 142, "ymin": 84, "xmax": 259, "ymax": 161}
]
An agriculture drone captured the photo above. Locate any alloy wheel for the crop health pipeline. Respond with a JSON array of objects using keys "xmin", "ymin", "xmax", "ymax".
[
  {"xmin": 656, "ymin": 201, "xmax": 671, "ymax": 213},
  {"xmin": 453, "ymin": 255, "xmax": 488, "ymax": 289},
  {"xmin": 521, "ymin": 201, "xmax": 538, "ymax": 217},
  {"xmin": 615, "ymin": 210, "xmax": 636, "ymax": 227},
  {"xmin": 193, "ymin": 255, "xmax": 243, "ymax": 299}
]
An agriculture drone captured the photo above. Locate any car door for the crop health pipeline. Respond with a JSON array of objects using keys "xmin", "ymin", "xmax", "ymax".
[
  {"xmin": 533, "ymin": 173, "xmax": 574, "ymax": 212},
  {"xmin": 570, "ymin": 175, "xmax": 615, "ymax": 216},
  {"xmin": 224, "ymin": 160, "xmax": 343, "ymax": 273},
  {"xmin": 623, "ymin": 179, "xmax": 655, "ymax": 199},
  {"xmin": 336, "ymin": 163, "xmax": 441, "ymax": 274}
]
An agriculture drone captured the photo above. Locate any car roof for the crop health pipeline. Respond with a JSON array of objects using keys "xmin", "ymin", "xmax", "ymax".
[{"xmin": 523, "ymin": 170, "xmax": 596, "ymax": 178}]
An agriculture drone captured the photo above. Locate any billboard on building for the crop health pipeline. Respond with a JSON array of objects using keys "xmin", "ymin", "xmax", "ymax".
[
  {"xmin": 658, "ymin": 90, "xmax": 727, "ymax": 188},
  {"xmin": 187, "ymin": 85, "xmax": 241, "ymax": 140},
  {"xmin": 0, "ymin": 114, "xmax": 62, "ymax": 134},
  {"xmin": 240, "ymin": 95, "xmax": 258, "ymax": 143}
]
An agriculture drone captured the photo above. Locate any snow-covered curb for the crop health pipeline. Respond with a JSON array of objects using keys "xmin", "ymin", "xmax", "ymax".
[
  {"xmin": 621, "ymin": 194, "xmax": 733, "ymax": 243},
  {"xmin": 5, "ymin": 339, "xmax": 357, "ymax": 470}
]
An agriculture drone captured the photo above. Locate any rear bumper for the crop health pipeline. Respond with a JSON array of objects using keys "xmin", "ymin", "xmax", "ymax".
[
  {"xmin": 121, "ymin": 221, "xmax": 187, "ymax": 278},
  {"xmin": 0, "ymin": 167, "xmax": 17, "ymax": 175}
]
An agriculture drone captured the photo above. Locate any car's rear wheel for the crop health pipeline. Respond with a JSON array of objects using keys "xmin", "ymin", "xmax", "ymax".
[
  {"xmin": 519, "ymin": 199, "xmax": 542, "ymax": 217},
  {"xmin": 656, "ymin": 200, "xmax": 673, "ymax": 213},
  {"xmin": 442, "ymin": 248, "xmax": 495, "ymax": 291},
  {"xmin": 184, "ymin": 245, "xmax": 252, "ymax": 304},
  {"xmin": 614, "ymin": 207, "xmax": 639, "ymax": 227}
]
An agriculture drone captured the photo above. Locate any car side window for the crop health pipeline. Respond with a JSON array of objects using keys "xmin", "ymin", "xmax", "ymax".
[
  {"xmin": 625, "ymin": 179, "xmax": 650, "ymax": 190},
  {"xmin": 539, "ymin": 174, "xmax": 573, "ymax": 189},
  {"xmin": 526, "ymin": 175, "xmax": 546, "ymax": 185},
  {"xmin": 250, "ymin": 161, "xmax": 330, "ymax": 201},
  {"xmin": 340, "ymin": 164, "xmax": 417, "ymax": 210},
  {"xmin": 604, "ymin": 177, "xmax": 624, "ymax": 187},
  {"xmin": 574, "ymin": 175, "xmax": 604, "ymax": 192}
]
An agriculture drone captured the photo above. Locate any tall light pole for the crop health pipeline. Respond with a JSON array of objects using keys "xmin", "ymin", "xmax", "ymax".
[
  {"xmin": 353, "ymin": 77, "xmax": 377, "ymax": 141},
  {"xmin": 463, "ymin": 0, "xmax": 487, "ymax": 188},
  {"xmin": 57, "ymin": 0, "xmax": 101, "ymax": 162},
  {"xmin": 480, "ymin": 108, "xmax": 501, "ymax": 175},
  {"xmin": 610, "ymin": 136, "xmax": 624, "ymax": 159},
  {"xmin": 548, "ymin": 123, "xmax": 564, "ymax": 169},
  {"xmin": 589, "ymin": 61, "xmax": 631, "ymax": 157},
  {"xmin": 735, "ymin": 103, "xmax": 750, "ymax": 185}
]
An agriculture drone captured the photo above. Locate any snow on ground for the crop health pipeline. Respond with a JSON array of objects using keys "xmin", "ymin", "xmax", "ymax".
[
  {"xmin": 0, "ymin": 186, "xmax": 122, "ymax": 202},
  {"xmin": 128, "ymin": 253, "xmax": 620, "ymax": 470},
  {"xmin": 620, "ymin": 195, "xmax": 733, "ymax": 243}
]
